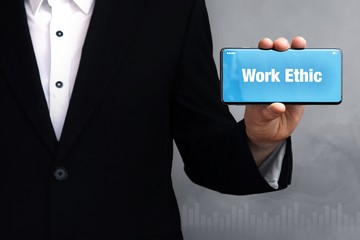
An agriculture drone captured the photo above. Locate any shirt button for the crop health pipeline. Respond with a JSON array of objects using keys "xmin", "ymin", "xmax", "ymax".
[
  {"xmin": 56, "ymin": 31, "xmax": 64, "ymax": 37},
  {"xmin": 55, "ymin": 81, "xmax": 63, "ymax": 88},
  {"xmin": 54, "ymin": 167, "xmax": 68, "ymax": 181}
]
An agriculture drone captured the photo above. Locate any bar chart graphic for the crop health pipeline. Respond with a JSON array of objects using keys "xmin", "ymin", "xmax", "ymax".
[{"xmin": 181, "ymin": 201, "xmax": 360, "ymax": 239}]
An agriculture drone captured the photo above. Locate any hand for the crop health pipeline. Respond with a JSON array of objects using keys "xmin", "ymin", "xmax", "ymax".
[{"xmin": 244, "ymin": 36, "xmax": 306, "ymax": 166}]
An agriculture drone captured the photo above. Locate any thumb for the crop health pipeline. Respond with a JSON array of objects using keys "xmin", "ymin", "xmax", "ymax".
[{"xmin": 262, "ymin": 103, "xmax": 286, "ymax": 121}]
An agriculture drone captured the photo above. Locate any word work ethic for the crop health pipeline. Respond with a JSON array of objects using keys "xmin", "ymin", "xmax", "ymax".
[{"xmin": 241, "ymin": 68, "xmax": 323, "ymax": 83}]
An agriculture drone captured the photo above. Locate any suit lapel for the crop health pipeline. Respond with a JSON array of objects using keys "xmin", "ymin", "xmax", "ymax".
[
  {"xmin": 57, "ymin": 0, "xmax": 147, "ymax": 159},
  {"xmin": 0, "ymin": 1, "xmax": 58, "ymax": 155}
]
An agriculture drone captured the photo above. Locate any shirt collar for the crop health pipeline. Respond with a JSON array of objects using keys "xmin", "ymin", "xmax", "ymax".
[
  {"xmin": 28, "ymin": 0, "xmax": 43, "ymax": 15},
  {"xmin": 73, "ymin": 0, "xmax": 95, "ymax": 14},
  {"xmin": 28, "ymin": 0, "xmax": 95, "ymax": 15}
]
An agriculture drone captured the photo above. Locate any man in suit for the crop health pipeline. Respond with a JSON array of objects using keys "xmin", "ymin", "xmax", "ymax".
[{"xmin": 0, "ymin": 0, "xmax": 305, "ymax": 239}]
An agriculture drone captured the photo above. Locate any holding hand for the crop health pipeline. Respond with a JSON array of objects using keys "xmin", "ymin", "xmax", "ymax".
[{"xmin": 245, "ymin": 37, "xmax": 307, "ymax": 166}]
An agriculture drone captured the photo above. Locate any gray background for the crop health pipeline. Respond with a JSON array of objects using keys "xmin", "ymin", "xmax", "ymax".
[{"xmin": 171, "ymin": 0, "xmax": 360, "ymax": 239}]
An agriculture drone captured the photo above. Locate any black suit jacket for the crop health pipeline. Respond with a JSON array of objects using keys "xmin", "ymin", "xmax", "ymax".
[{"xmin": 0, "ymin": 0, "xmax": 292, "ymax": 239}]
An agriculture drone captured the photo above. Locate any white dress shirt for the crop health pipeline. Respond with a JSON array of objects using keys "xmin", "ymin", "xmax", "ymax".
[
  {"xmin": 24, "ymin": 0, "xmax": 284, "ymax": 188},
  {"xmin": 25, "ymin": 0, "xmax": 95, "ymax": 140}
]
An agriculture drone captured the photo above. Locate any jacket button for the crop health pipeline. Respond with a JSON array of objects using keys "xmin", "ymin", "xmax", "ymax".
[{"xmin": 54, "ymin": 167, "xmax": 68, "ymax": 181}]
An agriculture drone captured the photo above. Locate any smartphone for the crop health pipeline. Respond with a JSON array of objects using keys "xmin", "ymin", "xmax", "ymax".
[{"xmin": 220, "ymin": 48, "xmax": 342, "ymax": 104}]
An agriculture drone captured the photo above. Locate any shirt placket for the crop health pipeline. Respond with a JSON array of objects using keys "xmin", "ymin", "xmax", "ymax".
[{"xmin": 49, "ymin": 1, "xmax": 71, "ymax": 140}]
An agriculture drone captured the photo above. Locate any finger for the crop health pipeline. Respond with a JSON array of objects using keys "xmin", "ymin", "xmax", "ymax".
[
  {"xmin": 285, "ymin": 105, "xmax": 305, "ymax": 121},
  {"xmin": 258, "ymin": 38, "xmax": 273, "ymax": 49},
  {"xmin": 273, "ymin": 37, "xmax": 290, "ymax": 52},
  {"xmin": 291, "ymin": 36, "xmax": 307, "ymax": 49},
  {"xmin": 262, "ymin": 103, "xmax": 286, "ymax": 121}
]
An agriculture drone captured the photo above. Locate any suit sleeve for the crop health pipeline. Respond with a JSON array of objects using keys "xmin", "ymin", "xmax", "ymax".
[{"xmin": 172, "ymin": 0, "xmax": 292, "ymax": 195}]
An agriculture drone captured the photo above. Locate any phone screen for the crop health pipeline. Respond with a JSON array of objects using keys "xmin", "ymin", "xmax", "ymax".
[{"xmin": 221, "ymin": 48, "xmax": 342, "ymax": 104}]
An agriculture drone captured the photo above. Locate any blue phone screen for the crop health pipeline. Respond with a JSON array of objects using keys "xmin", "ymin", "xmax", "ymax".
[{"xmin": 221, "ymin": 48, "xmax": 342, "ymax": 104}]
